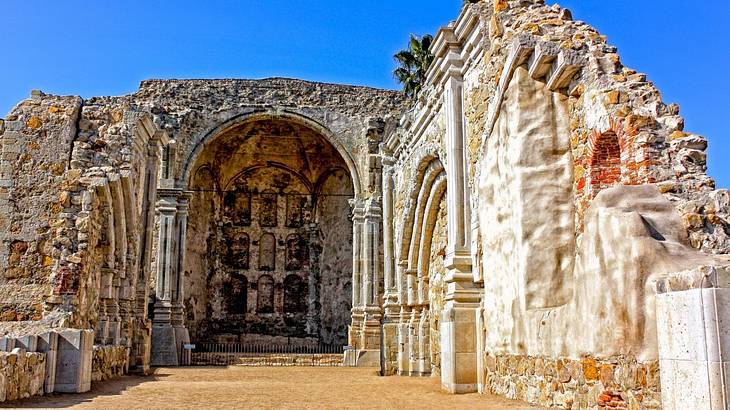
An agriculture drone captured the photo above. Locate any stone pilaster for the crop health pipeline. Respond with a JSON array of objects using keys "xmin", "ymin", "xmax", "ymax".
[
  {"xmin": 381, "ymin": 166, "xmax": 400, "ymax": 374},
  {"xmin": 360, "ymin": 197, "xmax": 383, "ymax": 351},
  {"xmin": 418, "ymin": 307, "xmax": 431, "ymax": 376},
  {"xmin": 397, "ymin": 306, "xmax": 411, "ymax": 376},
  {"xmin": 440, "ymin": 38, "xmax": 481, "ymax": 393},
  {"xmin": 151, "ymin": 186, "xmax": 190, "ymax": 366},
  {"xmin": 348, "ymin": 199, "xmax": 365, "ymax": 349},
  {"xmin": 171, "ymin": 192, "xmax": 191, "ymax": 352}
]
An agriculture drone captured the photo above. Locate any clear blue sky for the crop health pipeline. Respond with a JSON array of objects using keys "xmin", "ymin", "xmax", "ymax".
[{"xmin": 1, "ymin": 1, "xmax": 728, "ymax": 187}]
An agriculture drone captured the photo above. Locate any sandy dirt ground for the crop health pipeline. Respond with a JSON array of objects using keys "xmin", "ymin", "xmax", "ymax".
[{"xmin": 4, "ymin": 366, "xmax": 539, "ymax": 409}]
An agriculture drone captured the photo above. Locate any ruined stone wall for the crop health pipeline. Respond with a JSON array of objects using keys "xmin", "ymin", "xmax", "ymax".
[
  {"xmin": 317, "ymin": 169, "xmax": 355, "ymax": 345},
  {"xmin": 385, "ymin": 0, "xmax": 730, "ymax": 407},
  {"xmin": 0, "ymin": 350, "xmax": 45, "ymax": 402},
  {"xmin": 0, "ymin": 87, "xmax": 165, "ymax": 381},
  {"xmin": 0, "ymin": 94, "xmax": 82, "ymax": 322},
  {"xmin": 487, "ymin": 355, "xmax": 661, "ymax": 409},
  {"xmin": 0, "ymin": 76, "xmax": 406, "ymax": 378}
]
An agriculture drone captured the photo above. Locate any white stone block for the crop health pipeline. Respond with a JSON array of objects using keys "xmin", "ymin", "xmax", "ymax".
[
  {"xmin": 657, "ymin": 290, "xmax": 707, "ymax": 361},
  {"xmin": 658, "ymin": 288, "xmax": 730, "ymax": 409}
]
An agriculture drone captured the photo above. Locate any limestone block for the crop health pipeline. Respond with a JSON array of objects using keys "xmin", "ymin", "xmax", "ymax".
[{"xmin": 54, "ymin": 329, "xmax": 93, "ymax": 393}]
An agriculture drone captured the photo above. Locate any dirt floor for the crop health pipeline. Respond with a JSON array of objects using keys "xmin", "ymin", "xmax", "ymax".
[{"xmin": 3, "ymin": 366, "xmax": 538, "ymax": 409}]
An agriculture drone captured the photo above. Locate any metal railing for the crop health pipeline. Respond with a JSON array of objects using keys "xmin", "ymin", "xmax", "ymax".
[{"xmin": 181, "ymin": 342, "xmax": 345, "ymax": 367}]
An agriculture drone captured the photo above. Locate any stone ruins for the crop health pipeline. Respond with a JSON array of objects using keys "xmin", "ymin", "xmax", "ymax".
[{"xmin": 0, "ymin": 0, "xmax": 727, "ymax": 408}]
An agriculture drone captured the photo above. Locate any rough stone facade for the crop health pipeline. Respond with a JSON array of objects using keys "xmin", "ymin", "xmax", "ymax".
[
  {"xmin": 92, "ymin": 345, "xmax": 128, "ymax": 382},
  {"xmin": 488, "ymin": 355, "xmax": 661, "ymax": 409},
  {"xmin": 0, "ymin": 0, "xmax": 728, "ymax": 408}
]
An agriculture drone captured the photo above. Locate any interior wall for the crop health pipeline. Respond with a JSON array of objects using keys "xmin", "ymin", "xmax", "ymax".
[{"xmin": 317, "ymin": 169, "xmax": 354, "ymax": 345}]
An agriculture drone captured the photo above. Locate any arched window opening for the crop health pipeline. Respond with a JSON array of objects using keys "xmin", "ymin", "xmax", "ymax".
[
  {"xmin": 257, "ymin": 275, "xmax": 275, "ymax": 313},
  {"xmin": 285, "ymin": 234, "xmax": 307, "ymax": 271},
  {"xmin": 258, "ymin": 233, "xmax": 276, "ymax": 271},
  {"xmin": 283, "ymin": 274, "xmax": 307, "ymax": 313},
  {"xmin": 590, "ymin": 132, "xmax": 622, "ymax": 193}
]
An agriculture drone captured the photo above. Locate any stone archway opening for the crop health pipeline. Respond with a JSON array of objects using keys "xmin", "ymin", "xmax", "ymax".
[{"xmin": 183, "ymin": 117, "xmax": 355, "ymax": 348}]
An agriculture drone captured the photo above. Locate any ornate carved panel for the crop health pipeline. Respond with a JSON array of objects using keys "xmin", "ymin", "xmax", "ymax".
[
  {"xmin": 223, "ymin": 229, "xmax": 250, "ymax": 270},
  {"xmin": 223, "ymin": 189, "xmax": 252, "ymax": 226},
  {"xmin": 286, "ymin": 193, "xmax": 308, "ymax": 228},
  {"xmin": 285, "ymin": 234, "xmax": 307, "ymax": 271},
  {"xmin": 259, "ymin": 190, "xmax": 278, "ymax": 227}
]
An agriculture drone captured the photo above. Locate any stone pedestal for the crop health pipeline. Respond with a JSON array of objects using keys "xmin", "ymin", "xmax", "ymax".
[
  {"xmin": 151, "ymin": 323, "xmax": 180, "ymax": 366},
  {"xmin": 440, "ymin": 253, "xmax": 480, "ymax": 393}
]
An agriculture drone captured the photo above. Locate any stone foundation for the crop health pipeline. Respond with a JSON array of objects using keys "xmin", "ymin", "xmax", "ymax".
[
  {"xmin": 0, "ymin": 350, "xmax": 46, "ymax": 402},
  {"xmin": 92, "ymin": 345, "xmax": 128, "ymax": 382},
  {"xmin": 485, "ymin": 354, "xmax": 661, "ymax": 409}
]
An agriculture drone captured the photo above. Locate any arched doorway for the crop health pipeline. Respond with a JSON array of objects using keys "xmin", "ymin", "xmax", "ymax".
[{"xmin": 183, "ymin": 116, "xmax": 355, "ymax": 347}]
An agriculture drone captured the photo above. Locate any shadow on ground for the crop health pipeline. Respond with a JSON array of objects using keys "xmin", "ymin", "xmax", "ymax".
[{"xmin": 0, "ymin": 371, "xmax": 168, "ymax": 408}]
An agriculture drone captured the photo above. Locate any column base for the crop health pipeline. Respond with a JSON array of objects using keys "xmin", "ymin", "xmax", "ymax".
[
  {"xmin": 442, "ymin": 382, "xmax": 479, "ymax": 394},
  {"xmin": 381, "ymin": 321, "xmax": 398, "ymax": 375},
  {"xmin": 151, "ymin": 323, "xmax": 185, "ymax": 366}
]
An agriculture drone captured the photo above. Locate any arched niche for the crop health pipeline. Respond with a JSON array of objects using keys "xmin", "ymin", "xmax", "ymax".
[
  {"xmin": 589, "ymin": 131, "xmax": 622, "ymax": 194},
  {"xmin": 225, "ymin": 273, "xmax": 248, "ymax": 315},
  {"xmin": 258, "ymin": 233, "xmax": 276, "ymax": 271},
  {"xmin": 181, "ymin": 115, "xmax": 356, "ymax": 344},
  {"xmin": 257, "ymin": 275, "xmax": 275, "ymax": 313},
  {"xmin": 223, "ymin": 229, "xmax": 249, "ymax": 270},
  {"xmin": 285, "ymin": 234, "xmax": 307, "ymax": 271},
  {"xmin": 283, "ymin": 274, "xmax": 306, "ymax": 314}
]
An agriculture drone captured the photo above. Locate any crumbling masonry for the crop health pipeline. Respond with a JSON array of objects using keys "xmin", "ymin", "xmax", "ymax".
[{"xmin": 0, "ymin": 1, "xmax": 728, "ymax": 408}]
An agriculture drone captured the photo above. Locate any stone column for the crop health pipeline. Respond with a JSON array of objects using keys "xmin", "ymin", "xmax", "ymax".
[
  {"xmin": 306, "ymin": 222, "xmax": 322, "ymax": 337},
  {"xmin": 441, "ymin": 62, "xmax": 481, "ymax": 393},
  {"xmin": 151, "ymin": 188, "xmax": 185, "ymax": 366},
  {"xmin": 418, "ymin": 308, "xmax": 431, "ymax": 376}
]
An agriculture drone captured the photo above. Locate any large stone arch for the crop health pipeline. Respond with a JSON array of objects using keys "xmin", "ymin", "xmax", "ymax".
[
  {"xmin": 151, "ymin": 110, "xmax": 359, "ymax": 360},
  {"xmin": 180, "ymin": 110, "xmax": 364, "ymax": 198}
]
